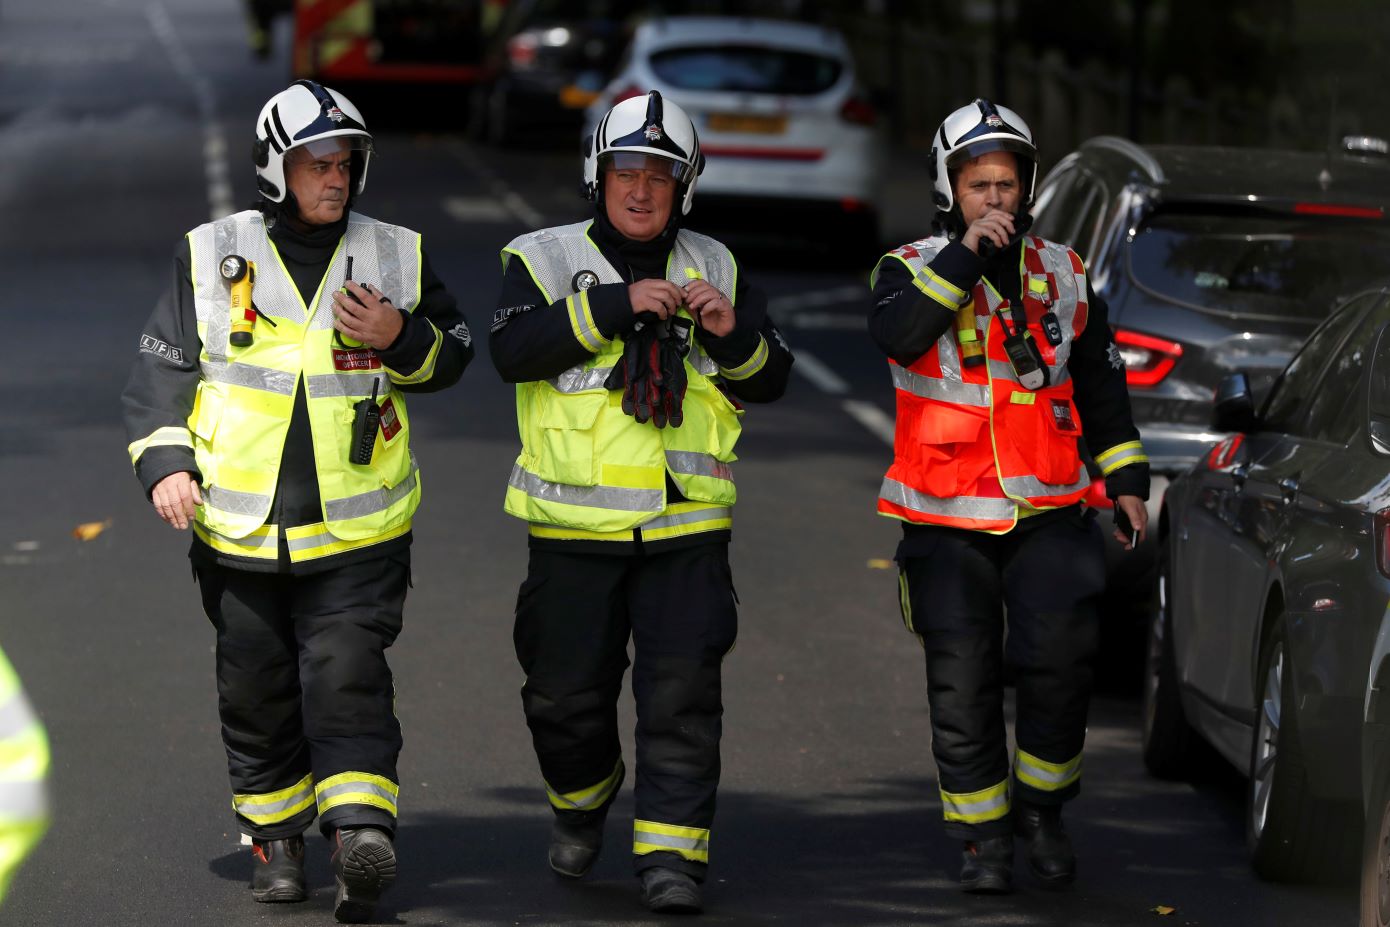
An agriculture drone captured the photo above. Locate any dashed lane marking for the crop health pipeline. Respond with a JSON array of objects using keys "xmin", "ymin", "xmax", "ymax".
[
  {"xmin": 147, "ymin": 2, "xmax": 232, "ymax": 220},
  {"xmin": 443, "ymin": 141, "xmax": 544, "ymax": 228},
  {"xmin": 442, "ymin": 196, "xmax": 512, "ymax": 222},
  {"xmin": 791, "ymin": 349, "xmax": 849, "ymax": 395}
]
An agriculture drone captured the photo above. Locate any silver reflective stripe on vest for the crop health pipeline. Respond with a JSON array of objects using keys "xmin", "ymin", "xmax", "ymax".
[
  {"xmin": 284, "ymin": 528, "xmax": 333, "ymax": 554},
  {"xmin": 548, "ymin": 365, "xmax": 614, "ymax": 394},
  {"xmin": 1032, "ymin": 239, "xmax": 1084, "ymax": 369},
  {"xmin": 642, "ymin": 506, "xmax": 731, "ymax": 532},
  {"xmin": 0, "ymin": 692, "xmax": 35, "ymax": 740},
  {"xmin": 890, "ymin": 365, "xmax": 990, "ymax": 407},
  {"xmin": 323, "ymin": 458, "xmax": 419, "ymax": 522},
  {"xmin": 880, "ymin": 477, "xmax": 1015, "ymax": 521},
  {"xmin": 306, "ymin": 371, "xmax": 388, "ymax": 399},
  {"xmin": 206, "ymin": 484, "xmax": 273, "ymax": 517},
  {"xmin": 689, "ymin": 343, "xmax": 718, "ymax": 376},
  {"xmin": 200, "ymin": 359, "xmax": 297, "ymax": 395},
  {"xmin": 1000, "ymin": 467, "xmax": 1090, "ymax": 499},
  {"xmin": 205, "ymin": 217, "xmax": 239, "ymax": 359},
  {"xmin": 670, "ymin": 228, "xmax": 736, "ymax": 301},
  {"xmin": 987, "ymin": 358, "xmax": 1070, "ymax": 388},
  {"xmin": 665, "ymin": 450, "xmax": 733, "ymax": 483},
  {"xmin": 509, "ymin": 463, "xmax": 663, "ymax": 512},
  {"xmin": 0, "ymin": 780, "xmax": 47, "ymax": 820}
]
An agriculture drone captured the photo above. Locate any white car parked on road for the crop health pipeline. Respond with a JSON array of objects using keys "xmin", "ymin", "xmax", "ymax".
[{"xmin": 583, "ymin": 16, "xmax": 883, "ymax": 247}]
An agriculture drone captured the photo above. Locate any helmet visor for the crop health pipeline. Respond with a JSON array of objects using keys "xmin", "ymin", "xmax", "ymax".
[
  {"xmin": 287, "ymin": 135, "xmax": 374, "ymax": 163},
  {"xmin": 944, "ymin": 137, "xmax": 1034, "ymax": 171},
  {"xmin": 598, "ymin": 151, "xmax": 694, "ymax": 185}
]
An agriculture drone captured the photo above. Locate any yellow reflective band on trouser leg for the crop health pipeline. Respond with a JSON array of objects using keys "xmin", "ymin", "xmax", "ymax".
[
  {"xmin": 232, "ymin": 773, "xmax": 316, "ymax": 826},
  {"xmin": 314, "ymin": 772, "xmax": 400, "ymax": 817},
  {"xmin": 633, "ymin": 820, "xmax": 710, "ymax": 864},
  {"xmin": 940, "ymin": 779, "xmax": 1011, "ymax": 824},
  {"xmin": 1014, "ymin": 749, "xmax": 1082, "ymax": 792},
  {"xmin": 546, "ymin": 758, "xmax": 625, "ymax": 812}
]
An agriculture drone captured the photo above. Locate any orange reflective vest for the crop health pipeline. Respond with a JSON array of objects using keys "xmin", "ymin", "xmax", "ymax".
[{"xmin": 877, "ymin": 236, "xmax": 1092, "ymax": 533}]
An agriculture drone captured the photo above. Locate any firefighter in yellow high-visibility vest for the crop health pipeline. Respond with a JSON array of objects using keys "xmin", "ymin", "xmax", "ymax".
[
  {"xmin": 0, "ymin": 645, "xmax": 49, "ymax": 908},
  {"xmin": 122, "ymin": 81, "xmax": 472, "ymax": 923}
]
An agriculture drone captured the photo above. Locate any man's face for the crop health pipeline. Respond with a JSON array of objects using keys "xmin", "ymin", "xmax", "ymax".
[
  {"xmin": 285, "ymin": 138, "xmax": 352, "ymax": 225},
  {"xmin": 603, "ymin": 156, "xmax": 677, "ymax": 241},
  {"xmin": 953, "ymin": 151, "xmax": 1022, "ymax": 226}
]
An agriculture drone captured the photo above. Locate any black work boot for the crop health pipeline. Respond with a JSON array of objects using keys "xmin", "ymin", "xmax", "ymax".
[
  {"xmin": 959, "ymin": 835, "xmax": 1014, "ymax": 894},
  {"xmin": 548, "ymin": 763, "xmax": 624, "ymax": 878},
  {"xmin": 640, "ymin": 866, "xmax": 703, "ymax": 914},
  {"xmin": 1015, "ymin": 803, "xmax": 1076, "ymax": 887},
  {"xmin": 331, "ymin": 826, "xmax": 397, "ymax": 923},
  {"xmin": 250, "ymin": 835, "xmax": 306, "ymax": 903},
  {"xmin": 549, "ymin": 807, "xmax": 612, "ymax": 878}
]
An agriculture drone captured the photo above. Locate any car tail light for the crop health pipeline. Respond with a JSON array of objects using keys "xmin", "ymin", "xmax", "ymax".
[
  {"xmin": 1114, "ymin": 329, "xmax": 1184, "ymax": 388},
  {"xmin": 1293, "ymin": 203, "xmax": 1385, "ymax": 219},
  {"xmin": 609, "ymin": 84, "xmax": 645, "ymax": 106},
  {"xmin": 506, "ymin": 32, "xmax": 538, "ymax": 69},
  {"xmin": 839, "ymin": 95, "xmax": 877, "ymax": 127},
  {"xmin": 1376, "ymin": 509, "xmax": 1390, "ymax": 578}
]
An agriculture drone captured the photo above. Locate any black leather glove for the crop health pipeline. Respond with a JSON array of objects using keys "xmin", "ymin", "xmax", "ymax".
[
  {"xmin": 657, "ymin": 319, "xmax": 690, "ymax": 428},
  {"xmin": 605, "ymin": 321, "xmax": 664, "ymax": 424}
]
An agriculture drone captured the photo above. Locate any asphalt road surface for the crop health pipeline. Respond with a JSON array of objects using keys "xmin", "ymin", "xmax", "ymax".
[{"xmin": 0, "ymin": 1, "xmax": 1362, "ymax": 925}]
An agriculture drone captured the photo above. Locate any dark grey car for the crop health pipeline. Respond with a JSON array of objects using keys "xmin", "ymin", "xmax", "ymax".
[
  {"xmin": 1144, "ymin": 287, "xmax": 1390, "ymax": 883},
  {"xmin": 1030, "ymin": 137, "xmax": 1390, "ymax": 651}
]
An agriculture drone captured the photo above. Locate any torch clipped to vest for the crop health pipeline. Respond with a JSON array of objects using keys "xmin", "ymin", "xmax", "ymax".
[{"xmin": 221, "ymin": 255, "xmax": 257, "ymax": 347}]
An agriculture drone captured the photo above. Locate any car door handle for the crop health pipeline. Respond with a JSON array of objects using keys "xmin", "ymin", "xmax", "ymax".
[
  {"xmin": 1231, "ymin": 463, "xmax": 1249, "ymax": 490},
  {"xmin": 1278, "ymin": 477, "xmax": 1300, "ymax": 506}
]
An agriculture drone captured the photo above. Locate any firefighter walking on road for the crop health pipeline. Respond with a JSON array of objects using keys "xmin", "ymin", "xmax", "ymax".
[
  {"xmin": 868, "ymin": 99, "xmax": 1149, "ymax": 894},
  {"xmin": 122, "ymin": 81, "xmax": 472, "ymax": 922},
  {"xmin": 490, "ymin": 91, "xmax": 792, "ymax": 914}
]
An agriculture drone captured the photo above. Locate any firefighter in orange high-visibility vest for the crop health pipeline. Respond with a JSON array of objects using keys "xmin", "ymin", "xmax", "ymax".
[{"xmin": 868, "ymin": 98, "xmax": 1149, "ymax": 895}]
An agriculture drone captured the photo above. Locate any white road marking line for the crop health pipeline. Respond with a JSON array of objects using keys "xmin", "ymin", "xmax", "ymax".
[
  {"xmin": 444, "ymin": 141, "xmax": 544, "ymax": 228},
  {"xmin": 792, "ymin": 349, "xmax": 850, "ymax": 395},
  {"xmin": 147, "ymin": 2, "xmax": 232, "ymax": 221},
  {"xmin": 443, "ymin": 196, "xmax": 512, "ymax": 222},
  {"xmin": 841, "ymin": 399, "xmax": 895, "ymax": 445},
  {"xmin": 767, "ymin": 284, "xmax": 865, "ymax": 315},
  {"xmin": 784, "ymin": 312, "xmax": 864, "ymax": 330}
]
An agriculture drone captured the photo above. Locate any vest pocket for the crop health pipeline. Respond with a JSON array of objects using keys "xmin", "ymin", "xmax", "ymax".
[
  {"xmin": 909, "ymin": 403, "xmax": 987, "ymax": 493},
  {"xmin": 530, "ymin": 391, "xmax": 606, "ymax": 487},
  {"xmin": 1001, "ymin": 393, "xmax": 1082, "ymax": 487}
]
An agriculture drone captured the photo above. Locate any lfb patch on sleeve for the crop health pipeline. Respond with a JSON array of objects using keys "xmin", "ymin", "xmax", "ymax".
[
  {"xmin": 1107, "ymin": 342, "xmax": 1124, "ymax": 370},
  {"xmin": 491, "ymin": 304, "xmax": 535, "ymax": 333},
  {"xmin": 140, "ymin": 333, "xmax": 184, "ymax": 365},
  {"xmin": 448, "ymin": 321, "xmax": 472, "ymax": 347}
]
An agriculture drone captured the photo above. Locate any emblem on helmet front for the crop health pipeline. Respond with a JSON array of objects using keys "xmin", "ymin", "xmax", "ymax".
[
  {"xmin": 644, "ymin": 124, "xmax": 663, "ymax": 142},
  {"xmin": 573, "ymin": 270, "xmax": 600, "ymax": 291},
  {"xmin": 326, "ymin": 105, "xmax": 345, "ymax": 123},
  {"xmin": 985, "ymin": 113, "xmax": 1003, "ymax": 128}
]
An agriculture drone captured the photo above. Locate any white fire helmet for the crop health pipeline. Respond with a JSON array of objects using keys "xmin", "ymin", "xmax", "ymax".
[
  {"xmin": 253, "ymin": 81, "xmax": 373, "ymax": 204},
  {"xmin": 929, "ymin": 99, "xmax": 1038, "ymax": 211},
  {"xmin": 583, "ymin": 91, "xmax": 705, "ymax": 216}
]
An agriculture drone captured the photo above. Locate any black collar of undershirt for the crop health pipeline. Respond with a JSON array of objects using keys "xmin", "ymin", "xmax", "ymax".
[{"xmin": 265, "ymin": 206, "xmax": 348, "ymax": 268}]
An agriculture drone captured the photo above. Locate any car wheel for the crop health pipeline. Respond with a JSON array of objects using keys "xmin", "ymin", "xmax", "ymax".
[
  {"xmin": 1248, "ymin": 618, "xmax": 1359, "ymax": 882},
  {"xmin": 1362, "ymin": 740, "xmax": 1390, "ymax": 926},
  {"xmin": 1140, "ymin": 540, "xmax": 1199, "ymax": 777}
]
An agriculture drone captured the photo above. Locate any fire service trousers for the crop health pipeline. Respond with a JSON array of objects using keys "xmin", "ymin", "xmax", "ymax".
[
  {"xmin": 897, "ymin": 510, "xmax": 1105, "ymax": 839},
  {"xmin": 513, "ymin": 541, "xmax": 738, "ymax": 881},
  {"xmin": 194, "ymin": 551, "xmax": 409, "ymax": 841}
]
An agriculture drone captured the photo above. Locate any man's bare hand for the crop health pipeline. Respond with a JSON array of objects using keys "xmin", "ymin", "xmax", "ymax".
[
  {"xmin": 152, "ymin": 471, "xmax": 202, "ymax": 530},
  {"xmin": 1113, "ymin": 494, "xmax": 1148, "ymax": 550},
  {"xmin": 628, "ymin": 279, "xmax": 684, "ymax": 320},
  {"xmin": 962, "ymin": 208, "xmax": 1017, "ymax": 256},
  {"xmin": 684, "ymin": 280, "xmax": 735, "ymax": 337},
  {"xmin": 333, "ymin": 282, "xmax": 404, "ymax": 350}
]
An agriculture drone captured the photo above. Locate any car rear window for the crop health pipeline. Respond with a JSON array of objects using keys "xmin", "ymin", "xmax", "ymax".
[
  {"xmin": 1128, "ymin": 212, "xmax": 1390, "ymax": 323},
  {"xmin": 649, "ymin": 45, "xmax": 843, "ymax": 95}
]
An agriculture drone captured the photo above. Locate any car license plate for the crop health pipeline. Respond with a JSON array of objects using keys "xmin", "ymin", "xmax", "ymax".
[
  {"xmin": 559, "ymin": 85, "xmax": 601, "ymax": 110},
  {"xmin": 707, "ymin": 113, "xmax": 787, "ymax": 134}
]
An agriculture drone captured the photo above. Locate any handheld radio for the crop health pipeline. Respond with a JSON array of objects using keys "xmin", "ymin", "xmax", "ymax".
[
  {"xmin": 349, "ymin": 378, "xmax": 381, "ymax": 466},
  {"xmin": 222, "ymin": 255, "xmax": 257, "ymax": 347},
  {"xmin": 337, "ymin": 255, "xmax": 367, "ymax": 349}
]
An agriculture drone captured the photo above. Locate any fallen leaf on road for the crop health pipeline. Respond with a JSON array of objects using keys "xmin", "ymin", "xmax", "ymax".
[
  {"xmin": 72, "ymin": 520, "xmax": 112, "ymax": 541},
  {"xmin": 866, "ymin": 558, "xmax": 894, "ymax": 569},
  {"xmin": 1150, "ymin": 905, "xmax": 1176, "ymax": 916}
]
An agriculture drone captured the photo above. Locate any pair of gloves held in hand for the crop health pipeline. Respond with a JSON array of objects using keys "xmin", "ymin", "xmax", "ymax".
[{"xmin": 602, "ymin": 315, "xmax": 691, "ymax": 429}]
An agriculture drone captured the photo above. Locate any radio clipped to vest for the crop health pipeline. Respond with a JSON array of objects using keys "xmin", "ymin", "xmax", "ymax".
[
  {"xmin": 349, "ymin": 378, "xmax": 381, "ymax": 465},
  {"xmin": 995, "ymin": 305, "xmax": 1049, "ymax": 391}
]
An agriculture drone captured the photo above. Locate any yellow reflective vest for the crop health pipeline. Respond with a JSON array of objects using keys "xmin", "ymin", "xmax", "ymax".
[
  {"xmin": 0, "ymin": 646, "xmax": 48, "ymax": 906},
  {"xmin": 501, "ymin": 221, "xmax": 744, "ymax": 539},
  {"xmin": 185, "ymin": 210, "xmax": 423, "ymax": 548}
]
